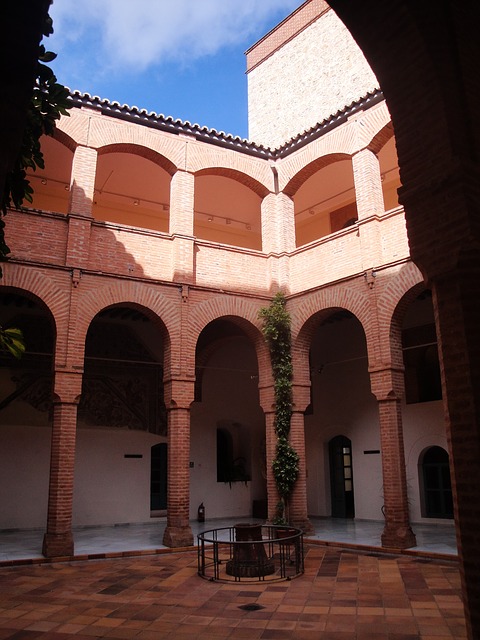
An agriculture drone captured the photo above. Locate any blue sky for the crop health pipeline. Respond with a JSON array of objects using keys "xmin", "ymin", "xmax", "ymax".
[{"xmin": 48, "ymin": 1, "xmax": 303, "ymax": 140}]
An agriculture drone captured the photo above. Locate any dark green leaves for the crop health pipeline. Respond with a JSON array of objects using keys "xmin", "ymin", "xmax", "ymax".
[
  {"xmin": 272, "ymin": 437, "xmax": 299, "ymax": 498},
  {"xmin": 0, "ymin": 14, "xmax": 71, "ymax": 277},
  {"xmin": 0, "ymin": 327, "xmax": 26, "ymax": 359},
  {"xmin": 259, "ymin": 292, "xmax": 298, "ymax": 502}
]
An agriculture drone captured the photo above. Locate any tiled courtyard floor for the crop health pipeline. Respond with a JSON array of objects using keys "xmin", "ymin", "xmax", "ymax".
[{"xmin": 0, "ymin": 546, "xmax": 466, "ymax": 640}]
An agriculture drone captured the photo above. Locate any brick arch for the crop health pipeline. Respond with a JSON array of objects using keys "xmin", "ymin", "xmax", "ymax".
[
  {"xmin": 195, "ymin": 333, "xmax": 260, "ymax": 400},
  {"xmin": 1, "ymin": 264, "xmax": 69, "ymax": 365},
  {"xmin": 390, "ymin": 285, "xmax": 429, "ymax": 371},
  {"xmin": 189, "ymin": 297, "xmax": 272, "ymax": 387},
  {"xmin": 74, "ymin": 282, "xmax": 178, "ymax": 373},
  {"xmin": 290, "ymin": 283, "xmax": 373, "ymax": 385},
  {"xmin": 52, "ymin": 128, "xmax": 77, "ymax": 153},
  {"xmin": 196, "ymin": 334, "xmax": 245, "ymax": 369},
  {"xmin": 283, "ymin": 153, "xmax": 351, "ymax": 197},
  {"xmin": 194, "ymin": 167, "xmax": 270, "ymax": 198},
  {"xmin": 376, "ymin": 262, "xmax": 425, "ymax": 366},
  {"xmin": 187, "ymin": 147, "xmax": 273, "ymax": 191},
  {"xmin": 97, "ymin": 143, "xmax": 177, "ymax": 176},
  {"xmin": 292, "ymin": 283, "xmax": 371, "ymax": 345},
  {"xmin": 368, "ymin": 121, "xmax": 395, "ymax": 155}
]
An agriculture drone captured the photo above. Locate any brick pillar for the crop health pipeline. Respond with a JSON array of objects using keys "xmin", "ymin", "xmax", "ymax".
[
  {"xmin": 69, "ymin": 145, "xmax": 96, "ymax": 216},
  {"xmin": 42, "ymin": 371, "xmax": 82, "ymax": 558},
  {"xmin": 162, "ymin": 378, "xmax": 195, "ymax": 547},
  {"xmin": 289, "ymin": 411, "xmax": 314, "ymax": 533},
  {"xmin": 370, "ymin": 367, "xmax": 416, "ymax": 549},
  {"xmin": 264, "ymin": 410, "xmax": 281, "ymax": 521},
  {"xmin": 289, "ymin": 382, "xmax": 313, "ymax": 533},
  {"xmin": 400, "ymin": 162, "xmax": 480, "ymax": 638},
  {"xmin": 261, "ymin": 192, "xmax": 295, "ymax": 293},
  {"xmin": 260, "ymin": 381, "xmax": 312, "ymax": 532},
  {"xmin": 429, "ymin": 269, "xmax": 480, "ymax": 636},
  {"xmin": 66, "ymin": 145, "xmax": 96, "ymax": 269},
  {"xmin": 352, "ymin": 148, "xmax": 385, "ymax": 220},
  {"xmin": 169, "ymin": 170, "xmax": 195, "ymax": 284},
  {"xmin": 353, "ymin": 148, "xmax": 384, "ymax": 268},
  {"xmin": 259, "ymin": 385, "xmax": 279, "ymax": 521}
]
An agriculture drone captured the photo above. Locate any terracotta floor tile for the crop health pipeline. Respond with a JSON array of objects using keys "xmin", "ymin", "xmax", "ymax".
[
  {"xmin": 23, "ymin": 622, "xmax": 59, "ymax": 633},
  {"xmin": 0, "ymin": 547, "xmax": 467, "ymax": 640}
]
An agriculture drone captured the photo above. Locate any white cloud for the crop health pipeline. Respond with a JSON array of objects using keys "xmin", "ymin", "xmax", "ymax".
[{"xmin": 50, "ymin": 0, "xmax": 301, "ymax": 72}]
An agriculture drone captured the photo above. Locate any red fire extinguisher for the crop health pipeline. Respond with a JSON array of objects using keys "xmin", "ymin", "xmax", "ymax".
[{"xmin": 198, "ymin": 502, "xmax": 205, "ymax": 523}]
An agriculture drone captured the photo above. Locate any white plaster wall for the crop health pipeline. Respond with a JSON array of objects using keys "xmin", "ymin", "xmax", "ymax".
[
  {"xmin": 0, "ymin": 423, "xmax": 165, "ymax": 529},
  {"xmin": 189, "ymin": 337, "xmax": 266, "ymax": 521},
  {"xmin": 248, "ymin": 9, "xmax": 379, "ymax": 148},
  {"xmin": 0, "ymin": 424, "xmax": 51, "ymax": 529},
  {"xmin": 305, "ymin": 316, "xmax": 383, "ymax": 519},
  {"xmin": 304, "ymin": 313, "xmax": 449, "ymax": 525},
  {"xmin": 402, "ymin": 400, "xmax": 449, "ymax": 523},
  {"xmin": 73, "ymin": 428, "xmax": 165, "ymax": 526}
]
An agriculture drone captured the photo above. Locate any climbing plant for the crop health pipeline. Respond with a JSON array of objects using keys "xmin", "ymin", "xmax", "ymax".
[{"xmin": 259, "ymin": 292, "xmax": 299, "ymax": 523}]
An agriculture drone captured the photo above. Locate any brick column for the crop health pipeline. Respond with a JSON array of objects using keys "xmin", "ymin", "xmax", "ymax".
[
  {"xmin": 352, "ymin": 148, "xmax": 385, "ymax": 220},
  {"xmin": 42, "ymin": 371, "xmax": 82, "ymax": 558},
  {"xmin": 370, "ymin": 367, "xmax": 416, "ymax": 549},
  {"xmin": 260, "ymin": 381, "xmax": 312, "ymax": 532},
  {"xmin": 162, "ymin": 378, "xmax": 195, "ymax": 547},
  {"xmin": 69, "ymin": 145, "xmax": 97, "ymax": 216},
  {"xmin": 400, "ymin": 161, "xmax": 480, "ymax": 637},
  {"xmin": 289, "ymin": 410, "xmax": 314, "ymax": 533},
  {"xmin": 66, "ymin": 145, "xmax": 96, "ymax": 269},
  {"xmin": 261, "ymin": 192, "xmax": 295, "ymax": 293},
  {"xmin": 169, "ymin": 170, "xmax": 195, "ymax": 284},
  {"xmin": 259, "ymin": 385, "xmax": 279, "ymax": 521},
  {"xmin": 353, "ymin": 148, "xmax": 384, "ymax": 268},
  {"xmin": 289, "ymin": 383, "xmax": 313, "ymax": 533}
]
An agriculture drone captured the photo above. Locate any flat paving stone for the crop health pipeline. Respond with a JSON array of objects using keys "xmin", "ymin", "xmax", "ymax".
[{"xmin": 0, "ymin": 546, "xmax": 466, "ymax": 639}]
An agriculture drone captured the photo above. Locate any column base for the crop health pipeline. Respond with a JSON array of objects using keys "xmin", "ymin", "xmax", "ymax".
[
  {"xmin": 381, "ymin": 523, "xmax": 416, "ymax": 549},
  {"xmin": 163, "ymin": 525, "xmax": 194, "ymax": 548},
  {"xmin": 42, "ymin": 531, "xmax": 74, "ymax": 558},
  {"xmin": 291, "ymin": 518, "xmax": 315, "ymax": 535}
]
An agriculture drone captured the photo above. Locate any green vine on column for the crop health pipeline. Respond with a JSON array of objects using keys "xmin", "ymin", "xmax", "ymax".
[{"xmin": 259, "ymin": 292, "xmax": 299, "ymax": 524}]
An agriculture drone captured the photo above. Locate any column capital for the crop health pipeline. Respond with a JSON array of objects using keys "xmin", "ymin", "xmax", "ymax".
[
  {"xmin": 53, "ymin": 369, "xmax": 83, "ymax": 404},
  {"xmin": 291, "ymin": 382, "xmax": 311, "ymax": 413},
  {"xmin": 368, "ymin": 365, "xmax": 405, "ymax": 401},
  {"xmin": 163, "ymin": 376, "xmax": 195, "ymax": 409},
  {"xmin": 258, "ymin": 383, "xmax": 275, "ymax": 413}
]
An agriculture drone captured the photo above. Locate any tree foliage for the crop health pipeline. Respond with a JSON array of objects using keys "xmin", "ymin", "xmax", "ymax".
[
  {"xmin": 259, "ymin": 292, "xmax": 299, "ymax": 521},
  {"xmin": 0, "ymin": 10, "xmax": 71, "ymax": 274},
  {"xmin": 0, "ymin": 326, "xmax": 26, "ymax": 359}
]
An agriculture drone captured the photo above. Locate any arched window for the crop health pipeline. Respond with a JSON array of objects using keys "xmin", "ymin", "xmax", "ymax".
[{"xmin": 420, "ymin": 446, "xmax": 453, "ymax": 518}]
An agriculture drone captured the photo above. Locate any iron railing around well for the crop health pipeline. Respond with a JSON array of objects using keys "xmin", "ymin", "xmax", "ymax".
[{"xmin": 197, "ymin": 523, "xmax": 304, "ymax": 583}]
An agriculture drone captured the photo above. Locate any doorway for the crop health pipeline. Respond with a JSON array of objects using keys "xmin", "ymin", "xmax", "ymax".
[
  {"xmin": 329, "ymin": 435, "xmax": 355, "ymax": 518},
  {"xmin": 150, "ymin": 443, "xmax": 167, "ymax": 511},
  {"xmin": 421, "ymin": 446, "xmax": 453, "ymax": 519}
]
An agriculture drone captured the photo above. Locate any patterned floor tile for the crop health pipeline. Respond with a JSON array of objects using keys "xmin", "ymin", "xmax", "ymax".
[{"xmin": 0, "ymin": 547, "xmax": 466, "ymax": 639}]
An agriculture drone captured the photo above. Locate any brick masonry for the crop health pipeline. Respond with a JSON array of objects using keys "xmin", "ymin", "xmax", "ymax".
[
  {"xmin": 247, "ymin": 7, "xmax": 379, "ymax": 148},
  {"xmin": 3, "ymin": 2, "xmax": 479, "ymax": 637}
]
